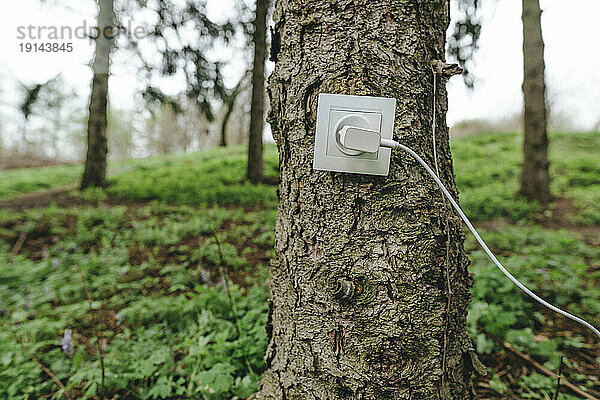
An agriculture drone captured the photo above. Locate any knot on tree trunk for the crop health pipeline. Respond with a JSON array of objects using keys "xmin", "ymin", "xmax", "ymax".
[
  {"xmin": 330, "ymin": 277, "xmax": 365, "ymax": 302},
  {"xmin": 330, "ymin": 278, "xmax": 357, "ymax": 301}
]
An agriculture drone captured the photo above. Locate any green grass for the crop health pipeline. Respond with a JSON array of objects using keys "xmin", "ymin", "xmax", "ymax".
[
  {"xmin": 108, "ymin": 145, "xmax": 279, "ymax": 206},
  {"xmin": 0, "ymin": 146, "xmax": 279, "ymax": 206},
  {"xmin": 452, "ymin": 131, "xmax": 600, "ymax": 223},
  {"xmin": 0, "ymin": 164, "xmax": 82, "ymax": 200},
  {"xmin": 0, "ymin": 132, "xmax": 599, "ymax": 399}
]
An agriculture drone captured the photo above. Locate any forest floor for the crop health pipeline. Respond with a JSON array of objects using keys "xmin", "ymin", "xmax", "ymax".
[{"xmin": 0, "ymin": 133, "xmax": 599, "ymax": 399}]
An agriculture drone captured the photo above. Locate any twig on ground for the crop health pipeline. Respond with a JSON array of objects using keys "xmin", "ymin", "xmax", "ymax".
[
  {"xmin": 213, "ymin": 233, "xmax": 242, "ymax": 338},
  {"xmin": 78, "ymin": 265, "xmax": 106, "ymax": 399},
  {"xmin": 11, "ymin": 231, "xmax": 27, "ymax": 254},
  {"xmin": 17, "ymin": 340, "xmax": 73, "ymax": 399},
  {"xmin": 213, "ymin": 232, "xmax": 255, "ymax": 376},
  {"xmin": 484, "ymin": 330, "xmax": 599, "ymax": 400},
  {"xmin": 552, "ymin": 356, "xmax": 565, "ymax": 400}
]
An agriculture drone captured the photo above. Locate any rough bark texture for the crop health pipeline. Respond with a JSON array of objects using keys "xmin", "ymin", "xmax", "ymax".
[
  {"xmin": 247, "ymin": 0, "xmax": 268, "ymax": 183},
  {"xmin": 258, "ymin": 1, "xmax": 476, "ymax": 399},
  {"xmin": 81, "ymin": 0, "xmax": 115, "ymax": 190},
  {"xmin": 520, "ymin": 0, "xmax": 551, "ymax": 203}
]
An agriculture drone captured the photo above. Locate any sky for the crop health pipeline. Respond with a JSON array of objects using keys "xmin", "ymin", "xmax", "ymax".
[{"xmin": 1, "ymin": 0, "xmax": 599, "ymax": 141}]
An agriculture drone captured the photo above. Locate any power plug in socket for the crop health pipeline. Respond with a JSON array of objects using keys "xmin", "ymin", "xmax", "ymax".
[{"xmin": 313, "ymin": 93, "xmax": 396, "ymax": 176}]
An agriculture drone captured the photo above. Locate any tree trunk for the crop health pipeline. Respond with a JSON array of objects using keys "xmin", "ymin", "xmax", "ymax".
[
  {"xmin": 220, "ymin": 102, "xmax": 232, "ymax": 147},
  {"xmin": 258, "ymin": 1, "xmax": 476, "ymax": 399},
  {"xmin": 221, "ymin": 74, "xmax": 247, "ymax": 147},
  {"xmin": 81, "ymin": 0, "xmax": 115, "ymax": 190},
  {"xmin": 246, "ymin": 0, "xmax": 268, "ymax": 183},
  {"xmin": 520, "ymin": 0, "xmax": 551, "ymax": 203}
]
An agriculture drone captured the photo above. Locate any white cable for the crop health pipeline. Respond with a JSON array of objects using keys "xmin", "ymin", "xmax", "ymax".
[{"xmin": 385, "ymin": 140, "xmax": 600, "ymax": 340}]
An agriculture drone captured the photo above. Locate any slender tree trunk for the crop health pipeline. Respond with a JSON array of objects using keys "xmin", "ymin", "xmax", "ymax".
[
  {"xmin": 220, "ymin": 104, "xmax": 231, "ymax": 147},
  {"xmin": 520, "ymin": 0, "xmax": 551, "ymax": 203},
  {"xmin": 220, "ymin": 75, "xmax": 247, "ymax": 147},
  {"xmin": 81, "ymin": 0, "xmax": 115, "ymax": 190},
  {"xmin": 258, "ymin": 1, "xmax": 477, "ymax": 398},
  {"xmin": 221, "ymin": 94, "xmax": 236, "ymax": 147},
  {"xmin": 246, "ymin": 0, "xmax": 268, "ymax": 183}
]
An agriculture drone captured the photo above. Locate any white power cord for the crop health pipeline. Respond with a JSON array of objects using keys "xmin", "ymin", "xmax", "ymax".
[
  {"xmin": 388, "ymin": 140, "xmax": 600, "ymax": 339},
  {"xmin": 338, "ymin": 129, "xmax": 600, "ymax": 339}
]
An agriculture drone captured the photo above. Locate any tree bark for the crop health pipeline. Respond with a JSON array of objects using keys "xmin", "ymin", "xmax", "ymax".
[
  {"xmin": 81, "ymin": 0, "xmax": 115, "ymax": 190},
  {"xmin": 246, "ymin": 0, "xmax": 268, "ymax": 183},
  {"xmin": 520, "ymin": 0, "xmax": 551, "ymax": 203},
  {"xmin": 258, "ymin": 1, "xmax": 476, "ymax": 399}
]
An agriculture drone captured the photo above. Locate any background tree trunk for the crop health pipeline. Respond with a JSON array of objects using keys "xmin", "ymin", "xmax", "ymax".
[
  {"xmin": 520, "ymin": 0, "xmax": 551, "ymax": 203},
  {"xmin": 246, "ymin": 0, "xmax": 268, "ymax": 183},
  {"xmin": 220, "ymin": 97, "xmax": 235, "ymax": 147},
  {"xmin": 220, "ymin": 73, "xmax": 248, "ymax": 147},
  {"xmin": 81, "ymin": 0, "xmax": 115, "ymax": 190},
  {"xmin": 259, "ymin": 1, "xmax": 476, "ymax": 398}
]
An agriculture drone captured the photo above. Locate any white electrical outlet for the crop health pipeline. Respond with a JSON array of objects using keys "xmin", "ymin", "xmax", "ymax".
[{"xmin": 313, "ymin": 94, "xmax": 396, "ymax": 176}]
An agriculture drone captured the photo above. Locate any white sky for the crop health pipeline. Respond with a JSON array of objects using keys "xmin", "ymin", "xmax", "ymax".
[{"xmin": 1, "ymin": 0, "xmax": 599, "ymax": 135}]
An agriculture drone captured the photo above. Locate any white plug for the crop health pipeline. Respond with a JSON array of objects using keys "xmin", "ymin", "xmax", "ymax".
[
  {"xmin": 339, "ymin": 125, "xmax": 397, "ymax": 153},
  {"xmin": 338, "ymin": 126, "xmax": 381, "ymax": 153}
]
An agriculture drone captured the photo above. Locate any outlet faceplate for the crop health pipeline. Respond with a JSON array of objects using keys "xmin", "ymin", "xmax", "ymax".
[{"xmin": 313, "ymin": 94, "xmax": 396, "ymax": 176}]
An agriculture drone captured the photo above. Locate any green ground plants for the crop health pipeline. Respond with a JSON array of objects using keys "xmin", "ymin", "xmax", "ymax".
[
  {"xmin": 0, "ymin": 202, "xmax": 272, "ymax": 399},
  {"xmin": 0, "ymin": 131, "xmax": 599, "ymax": 399}
]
